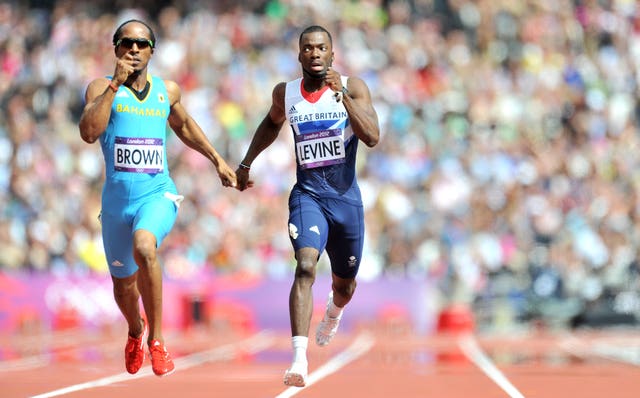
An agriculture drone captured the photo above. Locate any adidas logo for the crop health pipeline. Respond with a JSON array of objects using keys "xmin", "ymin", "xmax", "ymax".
[
  {"xmin": 289, "ymin": 105, "xmax": 297, "ymax": 114},
  {"xmin": 111, "ymin": 260, "xmax": 124, "ymax": 267}
]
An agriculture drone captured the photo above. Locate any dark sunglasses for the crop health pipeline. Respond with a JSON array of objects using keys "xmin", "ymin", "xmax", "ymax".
[{"xmin": 115, "ymin": 37, "xmax": 154, "ymax": 49}]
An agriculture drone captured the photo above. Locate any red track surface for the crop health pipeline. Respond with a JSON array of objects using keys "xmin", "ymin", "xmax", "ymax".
[{"xmin": 2, "ymin": 322, "xmax": 640, "ymax": 398}]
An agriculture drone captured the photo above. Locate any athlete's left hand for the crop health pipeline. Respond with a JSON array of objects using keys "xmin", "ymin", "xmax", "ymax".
[{"xmin": 324, "ymin": 67, "xmax": 345, "ymax": 93}]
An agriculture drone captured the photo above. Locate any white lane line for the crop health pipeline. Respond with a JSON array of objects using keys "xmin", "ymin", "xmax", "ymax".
[
  {"xmin": 0, "ymin": 332, "xmax": 127, "ymax": 373},
  {"xmin": 560, "ymin": 334, "xmax": 640, "ymax": 366},
  {"xmin": 0, "ymin": 340, "xmax": 124, "ymax": 373},
  {"xmin": 275, "ymin": 331, "xmax": 375, "ymax": 398},
  {"xmin": 457, "ymin": 334, "xmax": 526, "ymax": 398},
  {"xmin": 29, "ymin": 330, "xmax": 275, "ymax": 398},
  {"xmin": 0, "ymin": 355, "xmax": 50, "ymax": 372}
]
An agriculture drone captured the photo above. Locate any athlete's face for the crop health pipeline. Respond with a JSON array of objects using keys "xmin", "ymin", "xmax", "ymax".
[
  {"xmin": 114, "ymin": 22, "xmax": 154, "ymax": 73},
  {"xmin": 298, "ymin": 31, "xmax": 334, "ymax": 79}
]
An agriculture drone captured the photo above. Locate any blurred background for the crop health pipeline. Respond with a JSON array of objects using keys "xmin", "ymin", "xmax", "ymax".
[{"xmin": 2, "ymin": 0, "xmax": 640, "ymax": 337}]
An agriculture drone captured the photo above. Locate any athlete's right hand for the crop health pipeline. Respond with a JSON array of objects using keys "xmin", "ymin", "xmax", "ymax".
[
  {"xmin": 112, "ymin": 54, "xmax": 136, "ymax": 86},
  {"xmin": 234, "ymin": 168, "xmax": 254, "ymax": 191}
]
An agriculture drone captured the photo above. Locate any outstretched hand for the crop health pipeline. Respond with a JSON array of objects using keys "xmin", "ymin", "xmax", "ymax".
[
  {"xmin": 235, "ymin": 168, "xmax": 254, "ymax": 191},
  {"xmin": 216, "ymin": 162, "xmax": 238, "ymax": 188}
]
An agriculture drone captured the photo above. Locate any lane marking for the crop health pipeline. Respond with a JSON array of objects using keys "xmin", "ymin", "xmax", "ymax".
[
  {"xmin": 29, "ymin": 330, "xmax": 275, "ymax": 398},
  {"xmin": 560, "ymin": 334, "xmax": 640, "ymax": 366},
  {"xmin": 457, "ymin": 334, "xmax": 526, "ymax": 398},
  {"xmin": 0, "ymin": 356, "xmax": 50, "ymax": 372},
  {"xmin": 0, "ymin": 329, "xmax": 100, "ymax": 349},
  {"xmin": 275, "ymin": 331, "xmax": 375, "ymax": 398},
  {"xmin": 0, "ymin": 339, "xmax": 122, "ymax": 373},
  {"xmin": 1, "ymin": 327, "xmax": 187, "ymax": 373}
]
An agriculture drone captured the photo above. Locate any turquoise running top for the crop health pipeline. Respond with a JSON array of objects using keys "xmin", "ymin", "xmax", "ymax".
[{"xmin": 99, "ymin": 74, "xmax": 175, "ymax": 204}]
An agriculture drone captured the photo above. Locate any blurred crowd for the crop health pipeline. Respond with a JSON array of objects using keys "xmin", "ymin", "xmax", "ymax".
[{"xmin": 2, "ymin": 0, "xmax": 640, "ymax": 327}]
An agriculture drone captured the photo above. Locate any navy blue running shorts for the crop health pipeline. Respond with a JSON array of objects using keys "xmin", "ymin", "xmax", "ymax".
[{"xmin": 287, "ymin": 187, "xmax": 364, "ymax": 279}]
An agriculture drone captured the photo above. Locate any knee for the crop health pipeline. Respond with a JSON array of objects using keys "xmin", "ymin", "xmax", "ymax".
[
  {"xmin": 133, "ymin": 232, "xmax": 157, "ymax": 266},
  {"xmin": 334, "ymin": 280, "xmax": 357, "ymax": 300},
  {"xmin": 295, "ymin": 257, "xmax": 317, "ymax": 281}
]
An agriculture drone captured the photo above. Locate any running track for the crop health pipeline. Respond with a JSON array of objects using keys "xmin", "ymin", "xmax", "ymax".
[{"xmin": 2, "ymin": 322, "xmax": 640, "ymax": 398}]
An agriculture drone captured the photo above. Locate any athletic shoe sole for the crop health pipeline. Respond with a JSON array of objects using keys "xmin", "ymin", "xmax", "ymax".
[
  {"xmin": 283, "ymin": 370, "xmax": 306, "ymax": 387},
  {"xmin": 283, "ymin": 362, "xmax": 307, "ymax": 387}
]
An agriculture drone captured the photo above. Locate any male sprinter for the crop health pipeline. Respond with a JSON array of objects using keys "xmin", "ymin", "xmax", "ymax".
[
  {"xmin": 235, "ymin": 25, "xmax": 380, "ymax": 387},
  {"xmin": 79, "ymin": 19, "xmax": 236, "ymax": 376}
]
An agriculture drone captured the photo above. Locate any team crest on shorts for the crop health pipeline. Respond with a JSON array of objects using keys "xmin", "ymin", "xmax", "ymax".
[{"xmin": 289, "ymin": 223, "xmax": 299, "ymax": 239}]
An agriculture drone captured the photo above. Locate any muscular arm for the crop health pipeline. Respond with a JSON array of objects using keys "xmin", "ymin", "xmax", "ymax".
[
  {"xmin": 165, "ymin": 80, "xmax": 237, "ymax": 187},
  {"xmin": 79, "ymin": 52, "xmax": 139, "ymax": 143},
  {"xmin": 340, "ymin": 77, "xmax": 380, "ymax": 147},
  {"xmin": 166, "ymin": 80, "xmax": 224, "ymax": 166},
  {"xmin": 240, "ymin": 83, "xmax": 287, "ymax": 165},
  {"xmin": 78, "ymin": 78, "xmax": 117, "ymax": 143},
  {"xmin": 235, "ymin": 82, "xmax": 287, "ymax": 190}
]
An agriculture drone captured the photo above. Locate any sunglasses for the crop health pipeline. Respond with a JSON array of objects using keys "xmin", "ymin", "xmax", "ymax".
[{"xmin": 115, "ymin": 37, "xmax": 154, "ymax": 49}]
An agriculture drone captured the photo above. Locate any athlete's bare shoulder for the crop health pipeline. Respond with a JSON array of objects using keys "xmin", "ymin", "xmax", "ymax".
[
  {"xmin": 84, "ymin": 77, "xmax": 111, "ymax": 102},
  {"xmin": 345, "ymin": 76, "xmax": 371, "ymax": 100},
  {"xmin": 273, "ymin": 82, "xmax": 287, "ymax": 103},
  {"xmin": 162, "ymin": 79, "xmax": 181, "ymax": 106},
  {"xmin": 270, "ymin": 82, "xmax": 287, "ymax": 120}
]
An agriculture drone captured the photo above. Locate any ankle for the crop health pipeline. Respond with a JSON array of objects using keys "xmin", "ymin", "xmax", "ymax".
[
  {"xmin": 327, "ymin": 301, "xmax": 344, "ymax": 319},
  {"xmin": 128, "ymin": 318, "xmax": 145, "ymax": 338},
  {"xmin": 292, "ymin": 336, "xmax": 308, "ymax": 364}
]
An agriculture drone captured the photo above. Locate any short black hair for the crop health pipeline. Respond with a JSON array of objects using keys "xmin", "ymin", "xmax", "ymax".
[
  {"xmin": 112, "ymin": 19, "xmax": 156, "ymax": 48},
  {"xmin": 299, "ymin": 25, "xmax": 332, "ymax": 47}
]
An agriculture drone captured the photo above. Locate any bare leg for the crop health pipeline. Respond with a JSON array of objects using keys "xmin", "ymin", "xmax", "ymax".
[
  {"xmin": 289, "ymin": 247, "xmax": 320, "ymax": 337},
  {"xmin": 330, "ymin": 273, "xmax": 357, "ymax": 308},
  {"xmin": 315, "ymin": 273, "xmax": 357, "ymax": 347},
  {"xmin": 132, "ymin": 229, "xmax": 164, "ymax": 344},
  {"xmin": 111, "ymin": 273, "xmax": 144, "ymax": 337},
  {"xmin": 284, "ymin": 247, "xmax": 319, "ymax": 387}
]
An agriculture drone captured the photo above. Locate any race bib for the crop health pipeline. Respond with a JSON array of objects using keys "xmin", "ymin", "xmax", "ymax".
[
  {"xmin": 114, "ymin": 137, "xmax": 164, "ymax": 173},
  {"xmin": 295, "ymin": 129, "xmax": 345, "ymax": 169}
]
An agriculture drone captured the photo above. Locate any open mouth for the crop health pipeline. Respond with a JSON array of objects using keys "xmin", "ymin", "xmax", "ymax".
[{"xmin": 310, "ymin": 63, "xmax": 324, "ymax": 72}]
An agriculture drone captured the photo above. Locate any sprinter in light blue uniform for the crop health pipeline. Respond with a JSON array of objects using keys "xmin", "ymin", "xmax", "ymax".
[
  {"xmin": 100, "ymin": 74, "xmax": 179, "ymax": 279},
  {"xmin": 79, "ymin": 19, "xmax": 236, "ymax": 377},
  {"xmin": 235, "ymin": 25, "xmax": 380, "ymax": 387}
]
